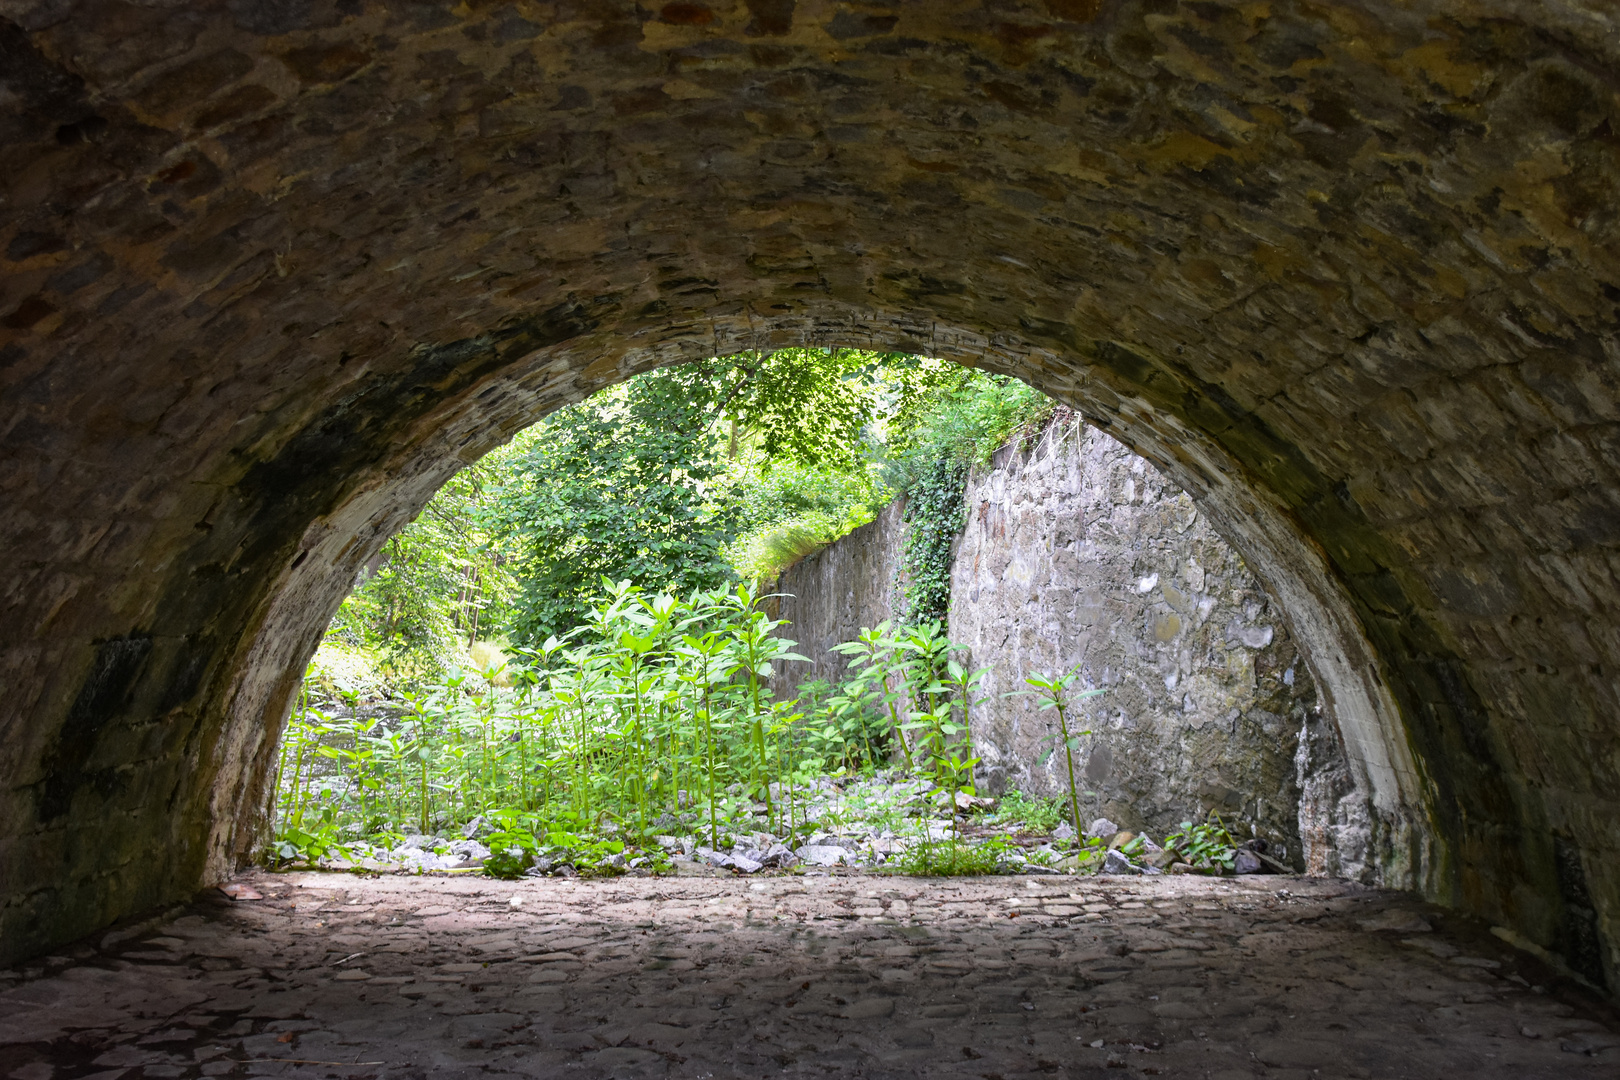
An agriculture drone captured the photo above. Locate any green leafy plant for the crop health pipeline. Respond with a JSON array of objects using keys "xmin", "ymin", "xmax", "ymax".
[
  {"xmin": 268, "ymin": 805, "xmax": 352, "ymax": 867},
  {"xmin": 878, "ymin": 365, "xmax": 1057, "ymax": 621},
  {"xmin": 831, "ymin": 622, "xmax": 912, "ymax": 769},
  {"xmin": 1163, "ymin": 817, "xmax": 1239, "ymax": 873},
  {"xmin": 895, "ymin": 455, "xmax": 966, "ymax": 621},
  {"xmin": 482, "ymin": 848, "xmax": 534, "ymax": 880},
  {"xmin": 1007, "ymin": 666, "xmax": 1104, "ymax": 843},
  {"xmin": 543, "ymin": 830, "xmax": 629, "ymax": 876},
  {"xmin": 898, "ymin": 835, "xmax": 1013, "ymax": 876},
  {"xmin": 1066, "ymin": 836, "xmax": 1111, "ymax": 871},
  {"xmin": 268, "ymin": 585, "xmax": 967, "ymax": 880},
  {"xmin": 486, "ymin": 807, "xmax": 537, "ymax": 845},
  {"xmin": 1116, "ymin": 834, "xmax": 1147, "ymax": 861},
  {"xmin": 928, "ymin": 653, "xmax": 990, "ymax": 809},
  {"xmin": 995, "ymin": 790, "xmax": 1068, "ymax": 833}
]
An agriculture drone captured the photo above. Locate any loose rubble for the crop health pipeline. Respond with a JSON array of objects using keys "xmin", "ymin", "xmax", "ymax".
[{"xmin": 320, "ymin": 774, "xmax": 1289, "ymax": 883}]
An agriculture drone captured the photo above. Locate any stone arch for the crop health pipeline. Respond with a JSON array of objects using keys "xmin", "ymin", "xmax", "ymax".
[
  {"xmin": 2, "ymin": 1, "xmax": 1617, "ymax": 991},
  {"xmin": 217, "ymin": 319, "xmax": 1423, "ymax": 894}
]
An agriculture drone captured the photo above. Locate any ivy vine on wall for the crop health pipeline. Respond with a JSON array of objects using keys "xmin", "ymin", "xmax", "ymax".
[
  {"xmin": 899, "ymin": 454, "xmax": 968, "ymax": 622},
  {"xmin": 880, "ymin": 364, "xmax": 1052, "ymax": 622}
]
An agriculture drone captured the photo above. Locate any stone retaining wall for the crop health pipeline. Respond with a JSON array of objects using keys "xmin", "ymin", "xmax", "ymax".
[
  {"xmin": 772, "ymin": 419, "xmax": 1358, "ymax": 868},
  {"xmin": 951, "ymin": 419, "xmax": 1356, "ymax": 869},
  {"xmin": 769, "ymin": 500, "xmax": 905, "ymax": 702}
]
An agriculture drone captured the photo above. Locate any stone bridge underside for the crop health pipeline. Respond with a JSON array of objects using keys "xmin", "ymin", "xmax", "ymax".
[{"xmin": 1, "ymin": 0, "xmax": 1617, "ymax": 989}]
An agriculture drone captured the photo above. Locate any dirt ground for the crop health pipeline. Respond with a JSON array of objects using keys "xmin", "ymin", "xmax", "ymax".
[{"xmin": 2, "ymin": 870, "xmax": 1616, "ymax": 1079}]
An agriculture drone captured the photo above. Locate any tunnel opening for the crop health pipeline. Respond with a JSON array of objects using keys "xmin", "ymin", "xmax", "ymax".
[
  {"xmin": 0, "ymin": 309, "xmax": 1458, "ymax": 974},
  {"xmin": 262, "ymin": 349, "xmax": 1358, "ymax": 891}
]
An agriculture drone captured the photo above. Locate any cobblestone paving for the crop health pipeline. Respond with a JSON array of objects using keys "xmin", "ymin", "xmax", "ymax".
[{"xmin": 3, "ymin": 871, "xmax": 1616, "ymax": 1079}]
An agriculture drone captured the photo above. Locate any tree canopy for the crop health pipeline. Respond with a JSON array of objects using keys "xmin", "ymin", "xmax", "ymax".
[{"xmin": 320, "ymin": 349, "xmax": 1056, "ymax": 684}]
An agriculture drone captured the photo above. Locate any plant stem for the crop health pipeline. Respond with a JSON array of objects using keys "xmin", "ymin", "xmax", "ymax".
[{"xmin": 1055, "ymin": 699, "xmax": 1083, "ymax": 841}]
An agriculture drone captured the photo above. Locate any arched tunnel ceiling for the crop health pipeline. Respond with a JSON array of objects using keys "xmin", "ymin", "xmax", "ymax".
[{"xmin": 1, "ymin": 0, "xmax": 1618, "ymax": 987}]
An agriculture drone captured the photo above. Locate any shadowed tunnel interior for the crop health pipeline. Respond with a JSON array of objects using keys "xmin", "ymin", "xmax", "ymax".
[{"xmin": 1, "ymin": 0, "xmax": 1617, "ymax": 999}]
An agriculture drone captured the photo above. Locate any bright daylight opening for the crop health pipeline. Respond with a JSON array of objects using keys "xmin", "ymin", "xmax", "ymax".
[{"xmin": 271, "ymin": 350, "xmax": 1346, "ymax": 884}]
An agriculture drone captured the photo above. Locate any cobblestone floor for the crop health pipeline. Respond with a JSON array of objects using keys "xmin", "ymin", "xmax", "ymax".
[{"xmin": 3, "ymin": 870, "xmax": 1616, "ymax": 1079}]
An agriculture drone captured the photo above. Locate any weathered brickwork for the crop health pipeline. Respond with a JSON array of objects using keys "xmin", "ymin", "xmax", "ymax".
[{"xmin": 1, "ymin": 0, "xmax": 1617, "ymax": 996}]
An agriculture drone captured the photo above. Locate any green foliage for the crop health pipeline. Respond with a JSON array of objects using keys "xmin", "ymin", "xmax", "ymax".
[
  {"xmin": 269, "ymin": 582, "xmax": 948, "ymax": 874},
  {"xmin": 487, "ymin": 349, "xmax": 911, "ymax": 643},
  {"xmin": 720, "ymin": 347, "xmax": 901, "ymax": 470},
  {"xmin": 732, "ymin": 459, "xmax": 887, "ymax": 530},
  {"xmin": 727, "ymin": 461, "xmax": 889, "ymax": 584},
  {"xmin": 1007, "ymin": 666, "xmax": 1104, "ymax": 842},
  {"xmin": 826, "ymin": 626, "xmax": 917, "ymax": 773},
  {"xmin": 321, "ymin": 350, "xmax": 1056, "ymax": 672},
  {"xmin": 894, "ymin": 621, "xmax": 985, "ymax": 809},
  {"xmin": 994, "ymin": 790, "xmax": 1069, "ymax": 833},
  {"xmin": 482, "ymin": 847, "xmax": 534, "ymax": 880},
  {"xmin": 731, "ymin": 519, "xmax": 840, "ymax": 587},
  {"xmin": 320, "ymin": 348, "xmax": 913, "ymax": 674},
  {"xmin": 822, "ymin": 619, "xmax": 987, "ymax": 842},
  {"xmin": 1164, "ymin": 817, "xmax": 1239, "ymax": 872},
  {"xmin": 539, "ymin": 829, "xmax": 630, "ymax": 877},
  {"xmin": 878, "ymin": 365, "xmax": 1055, "ymax": 621},
  {"xmin": 789, "ymin": 678, "xmax": 891, "ymax": 773},
  {"xmin": 267, "ymin": 685, "xmax": 367, "ymax": 866},
  {"xmin": 1067, "ymin": 836, "xmax": 1111, "ymax": 870},
  {"xmin": 1116, "ymin": 834, "xmax": 1147, "ymax": 860},
  {"xmin": 897, "ymin": 835, "xmax": 1013, "ymax": 876},
  {"xmin": 882, "ymin": 363, "xmax": 1055, "ymax": 481},
  {"xmin": 327, "ymin": 444, "xmax": 526, "ymax": 685},
  {"xmin": 267, "ymin": 808, "xmax": 351, "ymax": 867},
  {"xmin": 896, "ymin": 455, "xmax": 966, "ymax": 621},
  {"xmin": 493, "ymin": 368, "xmax": 744, "ymax": 643},
  {"xmin": 274, "ymin": 582, "xmax": 1155, "ymax": 883}
]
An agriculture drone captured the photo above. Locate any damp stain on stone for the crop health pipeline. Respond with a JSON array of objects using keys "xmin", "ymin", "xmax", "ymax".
[{"xmin": 37, "ymin": 635, "xmax": 154, "ymax": 822}]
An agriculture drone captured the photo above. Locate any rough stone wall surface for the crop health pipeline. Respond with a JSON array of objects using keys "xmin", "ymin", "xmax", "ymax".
[
  {"xmin": 1297, "ymin": 708, "xmax": 1364, "ymax": 880},
  {"xmin": 1, "ymin": 0, "xmax": 1617, "ymax": 993},
  {"xmin": 952, "ymin": 421, "xmax": 1334, "ymax": 866},
  {"xmin": 768, "ymin": 500, "xmax": 905, "ymax": 704}
]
